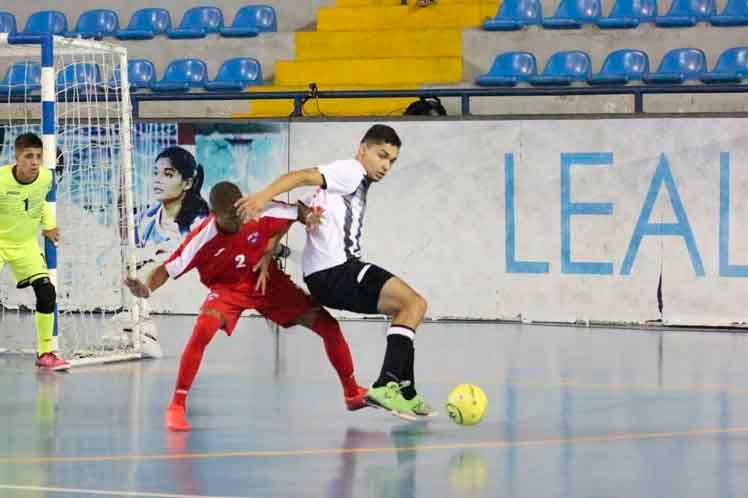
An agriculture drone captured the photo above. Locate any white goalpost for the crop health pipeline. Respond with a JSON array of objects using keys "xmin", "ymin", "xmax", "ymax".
[{"xmin": 0, "ymin": 33, "xmax": 161, "ymax": 365}]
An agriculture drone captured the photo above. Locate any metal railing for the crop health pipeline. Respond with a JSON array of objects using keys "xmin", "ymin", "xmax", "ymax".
[
  {"xmin": 128, "ymin": 84, "xmax": 748, "ymax": 118},
  {"xmin": 5, "ymin": 84, "xmax": 748, "ymax": 118}
]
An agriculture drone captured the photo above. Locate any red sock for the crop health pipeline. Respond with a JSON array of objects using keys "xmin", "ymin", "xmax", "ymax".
[
  {"xmin": 311, "ymin": 311, "xmax": 358, "ymax": 397},
  {"xmin": 171, "ymin": 313, "xmax": 221, "ymax": 407}
]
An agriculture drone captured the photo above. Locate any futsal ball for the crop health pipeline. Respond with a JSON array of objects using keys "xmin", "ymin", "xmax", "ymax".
[{"xmin": 446, "ymin": 384, "xmax": 487, "ymax": 426}]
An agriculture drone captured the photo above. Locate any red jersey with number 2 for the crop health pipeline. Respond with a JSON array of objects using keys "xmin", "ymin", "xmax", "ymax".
[{"xmin": 164, "ymin": 203, "xmax": 296, "ymax": 291}]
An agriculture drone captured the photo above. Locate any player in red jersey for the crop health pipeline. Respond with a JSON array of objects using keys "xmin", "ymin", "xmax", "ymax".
[{"xmin": 125, "ymin": 181, "xmax": 367, "ymax": 431}]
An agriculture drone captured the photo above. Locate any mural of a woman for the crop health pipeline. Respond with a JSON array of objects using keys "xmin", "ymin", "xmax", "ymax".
[{"xmin": 135, "ymin": 146, "xmax": 209, "ymax": 261}]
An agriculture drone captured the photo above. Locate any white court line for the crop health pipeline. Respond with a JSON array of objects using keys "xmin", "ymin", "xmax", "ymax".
[{"xmin": 0, "ymin": 484, "xmax": 262, "ymax": 498}]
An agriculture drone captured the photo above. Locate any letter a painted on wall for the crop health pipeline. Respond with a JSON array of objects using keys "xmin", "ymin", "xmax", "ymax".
[{"xmin": 620, "ymin": 154, "xmax": 704, "ymax": 276}]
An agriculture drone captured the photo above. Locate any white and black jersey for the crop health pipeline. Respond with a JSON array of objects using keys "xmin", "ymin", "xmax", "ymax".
[
  {"xmin": 302, "ymin": 159, "xmax": 372, "ymax": 277},
  {"xmin": 301, "ymin": 158, "xmax": 396, "ymax": 315}
]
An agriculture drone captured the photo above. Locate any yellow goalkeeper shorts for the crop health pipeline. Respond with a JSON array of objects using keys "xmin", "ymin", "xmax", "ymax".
[{"xmin": 0, "ymin": 240, "xmax": 49, "ymax": 288}]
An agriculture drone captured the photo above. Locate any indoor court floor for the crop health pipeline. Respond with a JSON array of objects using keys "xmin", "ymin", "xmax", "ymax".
[{"xmin": 2, "ymin": 312, "xmax": 748, "ymax": 498}]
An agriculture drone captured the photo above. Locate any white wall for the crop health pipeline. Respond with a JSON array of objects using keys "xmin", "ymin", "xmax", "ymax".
[
  {"xmin": 286, "ymin": 118, "xmax": 748, "ymax": 326},
  {"xmin": 4, "ymin": 117, "xmax": 745, "ymax": 327}
]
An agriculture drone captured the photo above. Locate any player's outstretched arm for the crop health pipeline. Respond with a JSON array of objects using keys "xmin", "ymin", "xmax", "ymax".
[
  {"xmin": 236, "ymin": 168, "xmax": 324, "ymax": 221},
  {"xmin": 125, "ymin": 263, "xmax": 169, "ymax": 298}
]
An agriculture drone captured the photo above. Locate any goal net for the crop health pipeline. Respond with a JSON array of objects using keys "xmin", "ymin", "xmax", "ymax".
[{"xmin": 0, "ymin": 34, "xmax": 161, "ymax": 365}]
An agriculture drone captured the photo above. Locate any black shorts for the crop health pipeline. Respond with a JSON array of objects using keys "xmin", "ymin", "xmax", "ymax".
[{"xmin": 304, "ymin": 260, "xmax": 394, "ymax": 315}]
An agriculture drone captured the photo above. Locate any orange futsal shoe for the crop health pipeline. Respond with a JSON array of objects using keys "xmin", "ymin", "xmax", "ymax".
[
  {"xmin": 345, "ymin": 385, "xmax": 370, "ymax": 411},
  {"xmin": 165, "ymin": 403, "xmax": 191, "ymax": 431}
]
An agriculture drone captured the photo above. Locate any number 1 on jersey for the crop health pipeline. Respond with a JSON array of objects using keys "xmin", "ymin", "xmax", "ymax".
[{"xmin": 23, "ymin": 198, "xmax": 28, "ymax": 211}]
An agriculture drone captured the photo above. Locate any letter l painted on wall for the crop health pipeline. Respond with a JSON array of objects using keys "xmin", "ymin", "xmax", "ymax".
[{"xmin": 505, "ymin": 153, "xmax": 550, "ymax": 273}]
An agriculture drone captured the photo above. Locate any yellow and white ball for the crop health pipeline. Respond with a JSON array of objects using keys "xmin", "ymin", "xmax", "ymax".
[{"xmin": 446, "ymin": 384, "xmax": 487, "ymax": 426}]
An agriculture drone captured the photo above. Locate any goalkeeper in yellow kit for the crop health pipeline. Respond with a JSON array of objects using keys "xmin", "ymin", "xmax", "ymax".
[{"xmin": 0, "ymin": 133, "xmax": 69, "ymax": 370}]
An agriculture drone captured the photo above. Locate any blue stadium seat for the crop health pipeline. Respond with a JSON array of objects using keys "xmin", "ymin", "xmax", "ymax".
[
  {"xmin": 475, "ymin": 52, "xmax": 537, "ymax": 85},
  {"xmin": 710, "ymin": 0, "xmax": 748, "ymax": 25},
  {"xmin": 0, "ymin": 62, "xmax": 41, "ymax": 94},
  {"xmin": 221, "ymin": 5, "xmax": 278, "ymax": 37},
  {"xmin": 168, "ymin": 6, "xmax": 224, "ymax": 39},
  {"xmin": 116, "ymin": 8, "xmax": 172, "ymax": 40},
  {"xmin": 542, "ymin": 0, "xmax": 602, "ymax": 28},
  {"xmin": 67, "ymin": 9, "xmax": 119, "ymax": 39},
  {"xmin": 655, "ymin": 0, "xmax": 716, "ymax": 26},
  {"xmin": 56, "ymin": 63, "xmax": 103, "ymax": 93},
  {"xmin": 110, "ymin": 59, "xmax": 157, "ymax": 90},
  {"xmin": 589, "ymin": 49, "xmax": 649, "ymax": 84},
  {"xmin": 529, "ymin": 51, "xmax": 592, "ymax": 85},
  {"xmin": 482, "ymin": 0, "xmax": 542, "ymax": 30},
  {"xmin": 205, "ymin": 57, "xmax": 263, "ymax": 90},
  {"xmin": 643, "ymin": 48, "xmax": 707, "ymax": 83},
  {"xmin": 597, "ymin": 0, "xmax": 657, "ymax": 28},
  {"xmin": 0, "ymin": 12, "xmax": 17, "ymax": 34},
  {"xmin": 22, "ymin": 10, "xmax": 67, "ymax": 35},
  {"xmin": 151, "ymin": 59, "xmax": 208, "ymax": 92},
  {"xmin": 700, "ymin": 47, "xmax": 748, "ymax": 83}
]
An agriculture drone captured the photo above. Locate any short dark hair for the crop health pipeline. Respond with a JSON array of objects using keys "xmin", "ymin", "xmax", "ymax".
[
  {"xmin": 15, "ymin": 133, "xmax": 43, "ymax": 152},
  {"xmin": 361, "ymin": 124, "xmax": 401, "ymax": 148},
  {"xmin": 209, "ymin": 181, "xmax": 242, "ymax": 215}
]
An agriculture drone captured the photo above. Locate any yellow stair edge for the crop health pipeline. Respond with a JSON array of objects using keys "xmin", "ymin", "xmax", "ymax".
[
  {"xmin": 295, "ymin": 29, "xmax": 462, "ymax": 60},
  {"xmin": 317, "ymin": 4, "xmax": 497, "ymax": 31},
  {"xmin": 245, "ymin": 84, "xmax": 421, "ymax": 92},
  {"xmin": 231, "ymin": 84, "xmax": 422, "ymax": 118},
  {"xmin": 337, "ymin": 0, "xmax": 496, "ymax": 5},
  {"xmin": 237, "ymin": 97, "xmax": 419, "ymax": 118},
  {"xmin": 275, "ymin": 57, "xmax": 462, "ymax": 86},
  {"xmin": 335, "ymin": 0, "xmax": 499, "ymax": 4}
]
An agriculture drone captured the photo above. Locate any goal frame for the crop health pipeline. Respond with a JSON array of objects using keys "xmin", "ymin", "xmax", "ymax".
[{"xmin": 0, "ymin": 33, "xmax": 148, "ymax": 365}]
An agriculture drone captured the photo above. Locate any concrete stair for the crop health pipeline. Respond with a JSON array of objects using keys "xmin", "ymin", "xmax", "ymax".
[{"xmin": 239, "ymin": 0, "xmax": 494, "ymax": 117}]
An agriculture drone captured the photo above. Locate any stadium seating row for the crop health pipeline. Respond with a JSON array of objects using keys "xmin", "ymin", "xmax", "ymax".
[
  {"xmin": 0, "ymin": 6, "xmax": 277, "ymax": 40},
  {"xmin": 0, "ymin": 57, "xmax": 263, "ymax": 94},
  {"xmin": 485, "ymin": 0, "xmax": 748, "ymax": 29},
  {"xmin": 3, "ymin": 47, "xmax": 747, "ymax": 94},
  {"xmin": 476, "ymin": 47, "xmax": 748, "ymax": 85}
]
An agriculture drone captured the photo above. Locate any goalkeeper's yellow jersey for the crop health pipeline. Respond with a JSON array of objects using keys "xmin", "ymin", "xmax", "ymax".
[{"xmin": 0, "ymin": 164, "xmax": 55, "ymax": 247}]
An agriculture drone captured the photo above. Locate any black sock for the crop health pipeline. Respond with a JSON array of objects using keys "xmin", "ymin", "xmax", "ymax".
[
  {"xmin": 400, "ymin": 344, "xmax": 417, "ymax": 400},
  {"xmin": 373, "ymin": 333, "xmax": 412, "ymax": 388}
]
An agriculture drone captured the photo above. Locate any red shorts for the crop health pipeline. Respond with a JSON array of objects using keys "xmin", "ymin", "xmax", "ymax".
[{"xmin": 201, "ymin": 270, "xmax": 314, "ymax": 335}]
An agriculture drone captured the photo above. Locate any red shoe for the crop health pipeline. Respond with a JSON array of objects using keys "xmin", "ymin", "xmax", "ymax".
[
  {"xmin": 345, "ymin": 385, "xmax": 370, "ymax": 411},
  {"xmin": 35, "ymin": 352, "xmax": 70, "ymax": 371},
  {"xmin": 165, "ymin": 403, "xmax": 191, "ymax": 432}
]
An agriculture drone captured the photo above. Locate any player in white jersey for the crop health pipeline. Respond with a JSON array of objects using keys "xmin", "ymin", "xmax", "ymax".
[{"xmin": 236, "ymin": 125, "xmax": 434, "ymax": 419}]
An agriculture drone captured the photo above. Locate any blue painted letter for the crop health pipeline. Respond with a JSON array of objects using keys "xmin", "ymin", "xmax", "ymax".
[
  {"xmin": 719, "ymin": 152, "xmax": 748, "ymax": 277},
  {"xmin": 561, "ymin": 153, "xmax": 614, "ymax": 275},
  {"xmin": 505, "ymin": 153, "xmax": 550, "ymax": 273},
  {"xmin": 620, "ymin": 154, "xmax": 704, "ymax": 276}
]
